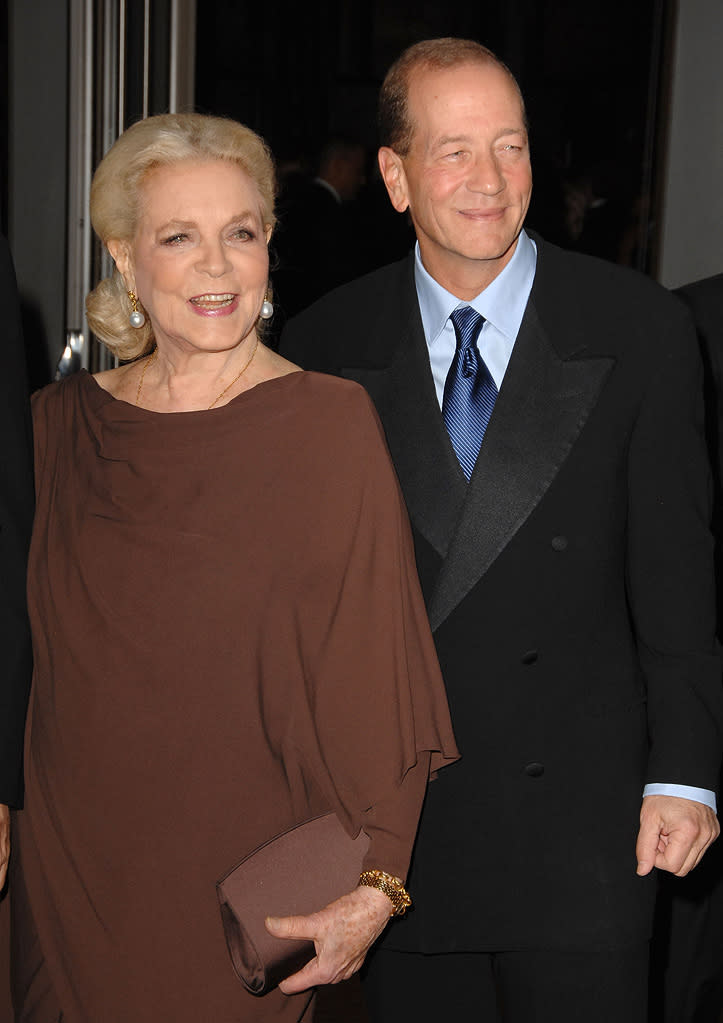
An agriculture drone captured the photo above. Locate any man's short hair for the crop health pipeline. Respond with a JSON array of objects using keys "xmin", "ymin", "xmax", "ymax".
[{"xmin": 378, "ymin": 37, "xmax": 525, "ymax": 156}]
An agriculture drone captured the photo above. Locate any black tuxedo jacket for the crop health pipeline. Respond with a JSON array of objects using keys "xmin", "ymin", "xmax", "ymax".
[
  {"xmin": 280, "ymin": 236, "xmax": 723, "ymax": 949},
  {"xmin": 0, "ymin": 235, "xmax": 34, "ymax": 808}
]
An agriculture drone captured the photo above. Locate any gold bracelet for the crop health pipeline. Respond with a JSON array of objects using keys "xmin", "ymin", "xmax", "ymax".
[{"xmin": 358, "ymin": 869, "xmax": 412, "ymax": 917}]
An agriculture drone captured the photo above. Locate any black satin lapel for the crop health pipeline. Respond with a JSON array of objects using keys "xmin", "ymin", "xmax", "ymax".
[
  {"xmin": 428, "ymin": 305, "xmax": 615, "ymax": 631},
  {"xmin": 342, "ymin": 319, "xmax": 466, "ymax": 559}
]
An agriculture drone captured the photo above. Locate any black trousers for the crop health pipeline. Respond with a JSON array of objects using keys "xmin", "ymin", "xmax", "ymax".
[
  {"xmin": 650, "ymin": 837, "xmax": 723, "ymax": 1023},
  {"xmin": 362, "ymin": 943, "xmax": 649, "ymax": 1023}
]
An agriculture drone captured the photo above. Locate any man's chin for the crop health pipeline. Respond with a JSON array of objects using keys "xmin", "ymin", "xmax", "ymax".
[{"xmin": 455, "ymin": 233, "xmax": 522, "ymax": 266}]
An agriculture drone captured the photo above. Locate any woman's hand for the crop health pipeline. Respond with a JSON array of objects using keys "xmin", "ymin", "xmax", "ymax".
[{"xmin": 265, "ymin": 885, "xmax": 393, "ymax": 994}]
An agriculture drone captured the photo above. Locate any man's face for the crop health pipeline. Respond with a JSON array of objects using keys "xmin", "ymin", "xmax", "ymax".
[{"xmin": 379, "ymin": 61, "xmax": 532, "ymax": 297}]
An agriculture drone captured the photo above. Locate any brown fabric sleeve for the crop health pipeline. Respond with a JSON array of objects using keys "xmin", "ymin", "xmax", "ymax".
[
  {"xmin": 360, "ymin": 751, "xmax": 431, "ymax": 882},
  {"xmin": 289, "ymin": 382, "xmax": 459, "ymax": 851}
]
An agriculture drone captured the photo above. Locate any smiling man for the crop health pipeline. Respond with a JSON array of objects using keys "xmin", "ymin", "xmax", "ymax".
[
  {"xmin": 377, "ymin": 57, "xmax": 531, "ymax": 297},
  {"xmin": 280, "ymin": 38, "xmax": 722, "ymax": 1022}
]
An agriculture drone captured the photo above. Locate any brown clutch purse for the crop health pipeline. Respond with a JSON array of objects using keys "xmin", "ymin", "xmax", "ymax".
[{"xmin": 216, "ymin": 811, "xmax": 370, "ymax": 995}]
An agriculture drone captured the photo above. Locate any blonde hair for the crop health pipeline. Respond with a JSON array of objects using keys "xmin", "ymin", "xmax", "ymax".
[
  {"xmin": 86, "ymin": 113, "xmax": 277, "ymax": 361},
  {"xmin": 378, "ymin": 37, "xmax": 526, "ymax": 157}
]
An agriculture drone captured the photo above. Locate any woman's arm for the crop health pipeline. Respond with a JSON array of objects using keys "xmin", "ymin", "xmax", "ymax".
[{"xmin": 266, "ymin": 755, "xmax": 431, "ymax": 993}]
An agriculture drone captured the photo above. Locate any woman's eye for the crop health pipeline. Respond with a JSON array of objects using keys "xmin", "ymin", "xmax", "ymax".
[
  {"xmin": 162, "ymin": 233, "xmax": 188, "ymax": 245},
  {"xmin": 232, "ymin": 228, "xmax": 255, "ymax": 241}
]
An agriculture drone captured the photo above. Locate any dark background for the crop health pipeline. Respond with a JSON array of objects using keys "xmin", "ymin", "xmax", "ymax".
[
  {"xmin": 0, "ymin": 0, "xmax": 674, "ymax": 385},
  {"xmin": 195, "ymin": 0, "xmax": 672, "ymax": 276}
]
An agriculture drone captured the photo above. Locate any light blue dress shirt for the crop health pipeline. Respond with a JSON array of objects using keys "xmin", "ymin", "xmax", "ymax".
[
  {"xmin": 413, "ymin": 229, "xmax": 717, "ymax": 813},
  {"xmin": 415, "ymin": 229, "xmax": 536, "ymax": 404}
]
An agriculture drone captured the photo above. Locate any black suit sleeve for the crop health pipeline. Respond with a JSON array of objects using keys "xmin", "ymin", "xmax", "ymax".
[
  {"xmin": 627, "ymin": 299, "xmax": 723, "ymax": 791},
  {"xmin": 0, "ymin": 235, "xmax": 34, "ymax": 807}
]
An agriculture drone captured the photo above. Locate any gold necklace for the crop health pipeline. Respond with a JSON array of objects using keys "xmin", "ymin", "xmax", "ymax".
[
  {"xmin": 135, "ymin": 349, "xmax": 157, "ymax": 405},
  {"xmin": 207, "ymin": 338, "xmax": 259, "ymax": 409},
  {"xmin": 134, "ymin": 338, "xmax": 259, "ymax": 409}
]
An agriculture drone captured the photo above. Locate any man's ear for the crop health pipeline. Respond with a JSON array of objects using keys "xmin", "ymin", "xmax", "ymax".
[
  {"xmin": 378, "ymin": 147, "xmax": 410, "ymax": 214},
  {"xmin": 107, "ymin": 239, "xmax": 134, "ymax": 288}
]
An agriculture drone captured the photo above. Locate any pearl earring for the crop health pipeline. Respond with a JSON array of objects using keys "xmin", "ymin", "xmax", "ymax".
[
  {"xmin": 128, "ymin": 291, "xmax": 146, "ymax": 328},
  {"xmin": 259, "ymin": 297, "xmax": 274, "ymax": 320}
]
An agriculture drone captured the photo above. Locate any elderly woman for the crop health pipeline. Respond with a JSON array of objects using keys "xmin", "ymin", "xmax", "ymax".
[{"xmin": 11, "ymin": 114, "xmax": 458, "ymax": 1023}]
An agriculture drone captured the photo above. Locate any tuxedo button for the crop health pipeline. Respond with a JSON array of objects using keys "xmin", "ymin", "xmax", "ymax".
[
  {"xmin": 551, "ymin": 535, "xmax": 568, "ymax": 551},
  {"xmin": 525, "ymin": 762, "xmax": 545, "ymax": 778},
  {"xmin": 521, "ymin": 649, "xmax": 538, "ymax": 665}
]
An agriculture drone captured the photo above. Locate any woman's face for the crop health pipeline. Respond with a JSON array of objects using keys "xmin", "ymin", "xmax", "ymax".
[{"xmin": 119, "ymin": 159, "xmax": 271, "ymax": 356}]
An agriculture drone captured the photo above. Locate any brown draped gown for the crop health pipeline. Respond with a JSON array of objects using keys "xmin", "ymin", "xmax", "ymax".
[{"xmin": 11, "ymin": 369, "xmax": 458, "ymax": 1023}]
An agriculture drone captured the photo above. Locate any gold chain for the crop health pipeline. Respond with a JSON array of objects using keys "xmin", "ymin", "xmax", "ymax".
[
  {"xmin": 135, "ymin": 349, "xmax": 157, "ymax": 405},
  {"xmin": 207, "ymin": 338, "xmax": 259, "ymax": 409},
  {"xmin": 134, "ymin": 338, "xmax": 259, "ymax": 409}
]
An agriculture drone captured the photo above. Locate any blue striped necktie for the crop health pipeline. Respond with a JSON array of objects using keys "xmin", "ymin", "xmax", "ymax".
[{"xmin": 442, "ymin": 306, "xmax": 498, "ymax": 480}]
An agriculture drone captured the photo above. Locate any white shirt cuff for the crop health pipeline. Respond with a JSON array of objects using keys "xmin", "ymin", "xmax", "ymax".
[{"xmin": 643, "ymin": 783, "xmax": 717, "ymax": 813}]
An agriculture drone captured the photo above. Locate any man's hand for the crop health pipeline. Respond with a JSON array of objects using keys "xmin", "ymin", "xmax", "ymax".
[
  {"xmin": 265, "ymin": 885, "xmax": 393, "ymax": 994},
  {"xmin": 0, "ymin": 803, "xmax": 10, "ymax": 889},
  {"xmin": 636, "ymin": 795, "xmax": 719, "ymax": 877}
]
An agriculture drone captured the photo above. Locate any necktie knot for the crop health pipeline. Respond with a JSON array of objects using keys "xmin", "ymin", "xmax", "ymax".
[{"xmin": 450, "ymin": 306, "xmax": 485, "ymax": 352}]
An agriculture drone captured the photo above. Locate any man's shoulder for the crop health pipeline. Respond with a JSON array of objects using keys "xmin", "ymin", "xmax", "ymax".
[
  {"xmin": 533, "ymin": 235, "xmax": 693, "ymax": 342},
  {"xmin": 536, "ymin": 235, "xmax": 677, "ymax": 308}
]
